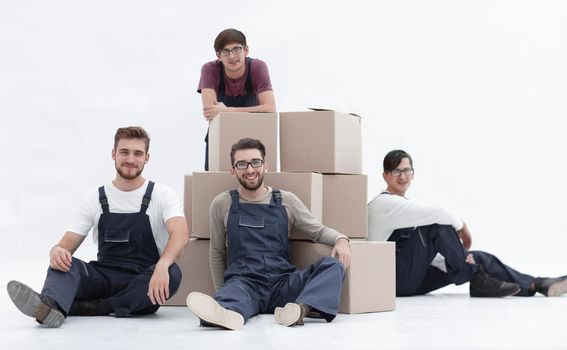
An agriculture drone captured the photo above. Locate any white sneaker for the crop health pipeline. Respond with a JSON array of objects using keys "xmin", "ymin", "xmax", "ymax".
[
  {"xmin": 186, "ymin": 292, "xmax": 244, "ymax": 331},
  {"xmin": 274, "ymin": 302, "xmax": 304, "ymax": 327}
]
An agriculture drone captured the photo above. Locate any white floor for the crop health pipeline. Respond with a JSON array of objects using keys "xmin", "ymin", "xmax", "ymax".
[{"xmin": 1, "ymin": 262, "xmax": 564, "ymax": 350}]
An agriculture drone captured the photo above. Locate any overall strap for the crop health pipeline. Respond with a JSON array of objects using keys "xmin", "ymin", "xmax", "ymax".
[
  {"xmin": 244, "ymin": 57, "xmax": 253, "ymax": 92},
  {"xmin": 218, "ymin": 63, "xmax": 226, "ymax": 95},
  {"xmin": 271, "ymin": 189, "xmax": 282, "ymax": 208},
  {"xmin": 229, "ymin": 190, "xmax": 240, "ymax": 213},
  {"xmin": 140, "ymin": 181, "xmax": 155, "ymax": 214},
  {"xmin": 98, "ymin": 186, "xmax": 109, "ymax": 214}
]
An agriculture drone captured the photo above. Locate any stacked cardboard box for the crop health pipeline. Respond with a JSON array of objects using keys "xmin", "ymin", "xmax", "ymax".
[{"xmin": 168, "ymin": 111, "xmax": 395, "ymax": 314}]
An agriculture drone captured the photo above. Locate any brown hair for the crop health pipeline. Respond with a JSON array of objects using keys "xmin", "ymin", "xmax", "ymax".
[
  {"xmin": 383, "ymin": 150, "xmax": 413, "ymax": 172},
  {"xmin": 214, "ymin": 28, "xmax": 247, "ymax": 53},
  {"xmin": 230, "ymin": 138, "xmax": 266, "ymax": 165},
  {"xmin": 114, "ymin": 126, "xmax": 150, "ymax": 152}
]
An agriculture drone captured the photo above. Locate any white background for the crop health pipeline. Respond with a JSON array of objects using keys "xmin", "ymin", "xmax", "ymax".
[{"xmin": 1, "ymin": 0, "xmax": 565, "ymax": 277}]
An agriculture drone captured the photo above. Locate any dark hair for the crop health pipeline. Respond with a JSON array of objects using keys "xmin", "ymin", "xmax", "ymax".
[
  {"xmin": 230, "ymin": 138, "xmax": 266, "ymax": 165},
  {"xmin": 214, "ymin": 28, "xmax": 247, "ymax": 53},
  {"xmin": 383, "ymin": 150, "xmax": 413, "ymax": 172},
  {"xmin": 114, "ymin": 126, "xmax": 150, "ymax": 152}
]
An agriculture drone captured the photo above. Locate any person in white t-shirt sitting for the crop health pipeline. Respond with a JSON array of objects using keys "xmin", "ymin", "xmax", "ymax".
[
  {"xmin": 7, "ymin": 126, "xmax": 189, "ymax": 327},
  {"xmin": 367, "ymin": 149, "xmax": 567, "ymax": 298}
]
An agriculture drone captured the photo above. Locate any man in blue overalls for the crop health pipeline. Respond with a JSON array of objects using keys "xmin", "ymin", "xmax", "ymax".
[
  {"xmin": 7, "ymin": 126, "xmax": 189, "ymax": 327},
  {"xmin": 367, "ymin": 149, "xmax": 567, "ymax": 298},
  {"xmin": 187, "ymin": 138, "xmax": 351, "ymax": 330},
  {"xmin": 198, "ymin": 28, "xmax": 276, "ymax": 170}
]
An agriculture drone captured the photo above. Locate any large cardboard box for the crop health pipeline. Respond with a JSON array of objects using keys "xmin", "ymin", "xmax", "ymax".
[
  {"xmin": 280, "ymin": 110, "xmax": 362, "ymax": 174},
  {"xmin": 322, "ymin": 174, "xmax": 367, "ymax": 238},
  {"xmin": 166, "ymin": 238, "xmax": 215, "ymax": 306},
  {"xmin": 208, "ymin": 112, "xmax": 278, "ymax": 171},
  {"xmin": 189, "ymin": 172, "xmax": 323, "ymax": 239},
  {"xmin": 289, "ymin": 240, "xmax": 395, "ymax": 314}
]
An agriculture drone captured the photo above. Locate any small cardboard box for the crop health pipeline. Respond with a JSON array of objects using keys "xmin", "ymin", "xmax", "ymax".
[
  {"xmin": 321, "ymin": 174, "xmax": 368, "ymax": 238},
  {"xmin": 208, "ymin": 112, "xmax": 278, "ymax": 171},
  {"xmin": 183, "ymin": 175, "xmax": 192, "ymax": 231},
  {"xmin": 289, "ymin": 240, "xmax": 395, "ymax": 314},
  {"xmin": 165, "ymin": 238, "xmax": 215, "ymax": 306},
  {"xmin": 280, "ymin": 110, "xmax": 362, "ymax": 174},
  {"xmin": 188, "ymin": 172, "xmax": 323, "ymax": 239}
]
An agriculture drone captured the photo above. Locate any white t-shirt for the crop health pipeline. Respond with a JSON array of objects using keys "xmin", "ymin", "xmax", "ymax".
[
  {"xmin": 67, "ymin": 179, "xmax": 184, "ymax": 255},
  {"xmin": 367, "ymin": 190, "xmax": 464, "ymax": 242}
]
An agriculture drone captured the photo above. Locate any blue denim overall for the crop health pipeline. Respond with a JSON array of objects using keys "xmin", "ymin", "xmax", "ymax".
[
  {"xmin": 204, "ymin": 57, "xmax": 257, "ymax": 170},
  {"xmin": 41, "ymin": 181, "xmax": 182, "ymax": 316},
  {"xmin": 213, "ymin": 189, "xmax": 345, "ymax": 323}
]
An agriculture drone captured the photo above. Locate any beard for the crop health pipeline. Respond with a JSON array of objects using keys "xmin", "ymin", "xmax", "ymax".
[
  {"xmin": 237, "ymin": 171, "xmax": 265, "ymax": 191},
  {"xmin": 116, "ymin": 163, "xmax": 144, "ymax": 180}
]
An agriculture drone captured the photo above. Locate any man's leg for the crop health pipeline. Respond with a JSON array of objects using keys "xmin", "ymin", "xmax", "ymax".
[
  {"xmin": 421, "ymin": 224, "xmax": 476, "ymax": 285},
  {"xmin": 6, "ymin": 257, "xmax": 108, "ymax": 327},
  {"xmin": 470, "ymin": 250, "xmax": 535, "ymax": 296},
  {"xmin": 187, "ymin": 277, "xmax": 262, "ymax": 330},
  {"xmin": 389, "ymin": 227, "xmax": 440, "ymax": 296},
  {"xmin": 270, "ymin": 256, "xmax": 345, "ymax": 326},
  {"xmin": 106, "ymin": 263, "xmax": 182, "ymax": 317}
]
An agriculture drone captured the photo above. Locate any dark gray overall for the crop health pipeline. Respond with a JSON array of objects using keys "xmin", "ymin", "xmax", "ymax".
[
  {"xmin": 41, "ymin": 181, "xmax": 182, "ymax": 316},
  {"xmin": 213, "ymin": 189, "xmax": 345, "ymax": 322}
]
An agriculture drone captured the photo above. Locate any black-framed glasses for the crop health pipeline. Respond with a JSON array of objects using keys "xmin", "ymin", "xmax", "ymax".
[
  {"xmin": 390, "ymin": 168, "xmax": 414, "ymax": 177},
  {"xmin": 233, "ymin": 158, "xmax": 264, "ymax": 170},
  {"xmin": 218, "ymin": 46, "xmax": 244, "ymax": 57}
]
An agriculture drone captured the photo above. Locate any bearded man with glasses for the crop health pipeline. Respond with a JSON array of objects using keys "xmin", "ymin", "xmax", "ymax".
[
  {"xmin": 186, "ymin": 138, "xmax": 351, "ymax": 330},
  {"xmin": 367, "ymin": 149, "xmax": 567, "ymax": 299},
  {"xmin": 198, "ymin": 28, "xmax": 276, "ymax": 170}
]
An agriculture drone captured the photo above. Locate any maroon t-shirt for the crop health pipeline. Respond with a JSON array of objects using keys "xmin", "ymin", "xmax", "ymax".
[{"xmin": 197, "ymin": 58, "xmax": 273, "ymax": 97}]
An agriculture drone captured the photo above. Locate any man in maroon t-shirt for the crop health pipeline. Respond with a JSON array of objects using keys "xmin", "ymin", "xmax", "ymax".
[{"xmin": 197, "ymin": 28, "xmax": 276, "ymax": 170}]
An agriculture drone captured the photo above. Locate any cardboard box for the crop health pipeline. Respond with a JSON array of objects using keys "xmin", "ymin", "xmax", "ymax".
[
  {"xmin": 189, "ymin": 172, "xmax": 323, "ymax": 239},
  {"xmin": 190, "ymin": 172, "xmax": 234, "ymax": 238},
  {"xmin": 280, "ymin": 110, "xmax": 362, "ymax": 174},
  {"xmin": 289, "ymin": 240, "xmax": 395, "ymax": 314},
  {"xmin": 208, "ymin": 112, "xmax": 278, "ymax": 171},
  {"xmin": 322, "ymin": 174, "xmax": 368, "ymax": 238},
  {"xmin": 166, "ymin": 238, "xmax": 215, "ymax": 306}
]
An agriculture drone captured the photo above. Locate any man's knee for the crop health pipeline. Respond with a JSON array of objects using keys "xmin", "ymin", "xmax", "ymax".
[{"xmin": 168, "ymin": 263, "xmax": 182, "ymax": 295}]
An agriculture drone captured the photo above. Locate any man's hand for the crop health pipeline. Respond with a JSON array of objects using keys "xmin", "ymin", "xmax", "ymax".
[
  {"xmin": 49, "ymin": 245, "xmax": 73, "ymax": 272},
  {"xmin": 330, "ymin": 238, "xmax": 351, "ymax": 269},
  {"xmin": 203, "ymin": 101, "xmax": 228, "ymax": 120},
  {"xmin": 458, "ymin": 222, "xmax": 472, "ymax": 250},
  {"xmin": 148, "ymin": 263, "xmax": 170, "ymax": 305}
]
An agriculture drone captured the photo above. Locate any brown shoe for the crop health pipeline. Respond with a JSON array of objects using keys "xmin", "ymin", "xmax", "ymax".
[
  {"xmin": 274, "ymin": 303, "xmax": 309, "ymax": 327},
  {"xmin": 186, "ymin": 292, "xmax": 244, "ymax": 331},
  {"xmin": 7, "ymin": 280, "xmax": 65, "ymax": 328}
]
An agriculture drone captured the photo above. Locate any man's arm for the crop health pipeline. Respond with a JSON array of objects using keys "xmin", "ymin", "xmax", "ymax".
[
  {"xmin": 285, "ymin": 192, "xmax": 351, "ymax": 268},
  {"xmin": 147, "ymin": 216, "xmax": 189, "ymax": 305},
  {"xmin": 370, "ymin": 194, "xmax": 464, "ymax": 233},
  {"xmin": 202, "ymin": 90, "xmax": 276, "ymax": 120},
  {"xmin": 49, "ymin": 231, "xmax": 86, "ymax": 272},
  {"xmin": 209, "ymin": 194, "xmax": 229, "ymax": 291}
]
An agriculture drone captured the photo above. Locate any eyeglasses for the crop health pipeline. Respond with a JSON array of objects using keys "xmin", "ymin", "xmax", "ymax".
[
  {"xmin": 390, "ymin": 168, "xmax": 414, "ymax": 177},
  {"xmin": 218, "ymin": 46, "xmax": 244, "ymax": 57},
  {"xmin": 233, "ymin": 158, "xmax": 264, "ymax": 170}
]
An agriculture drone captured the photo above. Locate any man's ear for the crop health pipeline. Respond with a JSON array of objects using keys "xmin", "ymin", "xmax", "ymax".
[{"xmin": 111, "ymin": 148, "xmax": 116, "ymax": 160}]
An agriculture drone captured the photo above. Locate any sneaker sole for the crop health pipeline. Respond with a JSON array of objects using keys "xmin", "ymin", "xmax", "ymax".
[
  {"xmin": 547, "ymin": 279, "xmax": 567, "ymax": 297},
  {"xmin": 7, "ymin": 280, "xmax": 65, "ymax": 328},
  {"xmin": 186, "ymin": 292, "xmax": 243, "ymax": 331},
  {"xmin": 274, "ymin": 303, "xmax": 301, "ymax": 327}
]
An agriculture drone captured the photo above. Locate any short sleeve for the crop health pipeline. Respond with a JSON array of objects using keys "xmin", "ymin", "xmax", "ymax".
[
  {"xmin": 67, "ymin": 194, "xmax": 96, "ymax": 236},
  {"xmin": 197, "ymin": 61, "xmax": 221, "ymax": 93},
  {"xmin": 159, "ymin": 185, "xmax": 184, "ymax": 222},
  {"xmin": 251, "ymin": 59, "xmax": 273, "ymax": 93}
]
